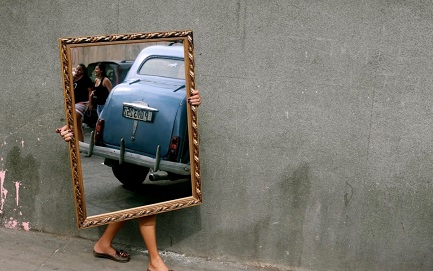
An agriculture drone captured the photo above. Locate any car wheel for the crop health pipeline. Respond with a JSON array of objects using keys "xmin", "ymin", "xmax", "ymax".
[{"xmin": 111, "ymin": 163, "xmax": 149, "ymax": 187}]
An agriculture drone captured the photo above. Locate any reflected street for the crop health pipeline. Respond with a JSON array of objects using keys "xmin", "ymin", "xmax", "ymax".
[{"xmin": 81, "ymin": 126, "xmax": 192, "ymax": 217}]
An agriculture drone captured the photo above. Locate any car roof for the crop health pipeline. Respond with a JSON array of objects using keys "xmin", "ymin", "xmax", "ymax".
[{"xmin": 137, "ymin": 45, "xmax": 184, "ymax": 58}]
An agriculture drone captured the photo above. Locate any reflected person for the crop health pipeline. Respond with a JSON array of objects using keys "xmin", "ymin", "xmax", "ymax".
[
  {"xmin": 73, "ymin": 64, "xmax": 93, "ymax": 142},
  {"xmin": 92, "ymin": 63, "xmax": 112, "ymax": 117},
  {"xmin": 56, "ymin": 89, "xmax": 202, "ymax": 271}
]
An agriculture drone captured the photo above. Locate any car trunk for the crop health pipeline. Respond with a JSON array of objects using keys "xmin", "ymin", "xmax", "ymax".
[{"xmin": 100, "ymin": 79, "xmax": 186, "ymax": 159}]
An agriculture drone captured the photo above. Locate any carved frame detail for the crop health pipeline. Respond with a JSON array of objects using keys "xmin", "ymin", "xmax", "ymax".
[{"xmin": 59, "ymin": 30, "xmax": 201, "ymax": 228}]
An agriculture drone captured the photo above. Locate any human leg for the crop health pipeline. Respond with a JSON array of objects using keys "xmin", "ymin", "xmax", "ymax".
[
  {"xmin": 138, "ymin": 215, "xmax": 171, "ymax": 271},
  {"xmin": 75, "ymin": 102, "xmax": 88, "ymax": 142},
  {"xmin": 93, "ymin": 221, "xmax": 129, "ymax": 261},
  {"xmin": 75, "ymin": 111, "xmax": 84, "ymax": 142},
  {"xmin": 97, "ymin": 104, "xmax": 105, "ymax": 117}
]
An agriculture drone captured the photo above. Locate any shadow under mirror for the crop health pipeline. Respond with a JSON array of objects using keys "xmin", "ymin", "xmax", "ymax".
[{"xmin": 59, "ymin": 31, "xmax": 201, "ymax": 228}]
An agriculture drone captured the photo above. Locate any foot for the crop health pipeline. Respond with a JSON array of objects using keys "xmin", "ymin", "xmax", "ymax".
[
  {"xmin": 147, "ymin": 254, "xmax": 170, "ymax": 271},
  {"xmin": 93, "ymin": 249, "xmax": 130, "ymax": 263},
  {"xmin": 93, "ymin": 241, "xmax": 130, "ymax": 262}
]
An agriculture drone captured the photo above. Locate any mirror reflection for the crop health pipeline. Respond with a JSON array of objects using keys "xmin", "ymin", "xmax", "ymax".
[{"xmin": 72, "ymin": 41, "xmax": 193, "ymax": 217}]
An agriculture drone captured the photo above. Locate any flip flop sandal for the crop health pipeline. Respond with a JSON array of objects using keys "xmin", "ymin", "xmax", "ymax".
[{"xmin": 93, "ymin": 249, "xmax": 130, "ymax": 263}]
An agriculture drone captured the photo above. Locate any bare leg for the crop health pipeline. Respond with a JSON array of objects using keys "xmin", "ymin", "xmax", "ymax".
[
  {"xmin": 93, "ymin": 221, "xmax": 126, "ymax": 256},
  {"xmin": 138, "ymin": 215, "xmax": 170, "ymax": 271},
  {"xmin": 75, "ymin": 111, "xmax": 84, "ymax": 142}
]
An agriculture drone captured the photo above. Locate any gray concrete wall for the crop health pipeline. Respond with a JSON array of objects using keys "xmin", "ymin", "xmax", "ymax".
[{"xmin": 1, "ymin": 0, "xmax": 433, "ymax": 270}]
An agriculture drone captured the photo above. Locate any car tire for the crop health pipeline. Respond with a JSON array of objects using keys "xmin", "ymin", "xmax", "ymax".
[{"xmin": 111, "ymin": 163, "xmax": 149, "ymax": 187}]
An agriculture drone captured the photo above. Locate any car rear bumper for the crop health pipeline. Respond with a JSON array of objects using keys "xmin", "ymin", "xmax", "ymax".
[{"xmin": 79, "ymin": 141, "xmax": 190, "ymax": 176}]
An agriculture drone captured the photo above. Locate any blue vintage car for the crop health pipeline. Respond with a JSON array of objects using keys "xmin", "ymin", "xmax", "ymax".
[{"xmin": 80, "ymin": 45, "xmax": 190, "ymax": 186}]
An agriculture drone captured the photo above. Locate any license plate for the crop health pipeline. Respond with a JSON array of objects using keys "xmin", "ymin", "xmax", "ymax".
[{"xmin": 122, "ymin": 105, "xmax": 153, "ymax": 122}]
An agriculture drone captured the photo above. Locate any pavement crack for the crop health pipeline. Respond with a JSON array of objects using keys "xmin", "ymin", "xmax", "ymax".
[{"xmin": 35, "ymin": 237, "xmax": 70, "ymax": 271}]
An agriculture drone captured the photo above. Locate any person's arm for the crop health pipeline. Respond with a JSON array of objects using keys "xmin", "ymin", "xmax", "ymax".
[
  {"xmin": 88, "ymin": 85, "xmax": 93, "ymax": 110},
  {"xmin": 103, "ymin": 78, "xmax": 113, "ymax": 92}
]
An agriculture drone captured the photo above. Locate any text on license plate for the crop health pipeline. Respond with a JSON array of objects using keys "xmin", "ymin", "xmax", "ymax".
[{"xmin": 122, "ymin": 106, "xmax": 153, "ymax": 122}]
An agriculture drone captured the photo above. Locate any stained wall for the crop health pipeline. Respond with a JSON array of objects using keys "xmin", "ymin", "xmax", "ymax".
[{"xmin": 1, "ymin": 1, "xmax": 433, "ymax": 270}]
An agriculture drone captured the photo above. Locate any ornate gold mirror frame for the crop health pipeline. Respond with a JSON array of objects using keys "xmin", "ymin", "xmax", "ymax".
[{"xmin": 59, "ymin": 30, "xmax": 201, "ymax": 229}]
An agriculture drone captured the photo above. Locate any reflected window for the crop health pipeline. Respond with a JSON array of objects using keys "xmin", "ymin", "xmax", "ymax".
[{"xmin": 138, "ymin": 57, "xmax": 185, "ymax": 79}]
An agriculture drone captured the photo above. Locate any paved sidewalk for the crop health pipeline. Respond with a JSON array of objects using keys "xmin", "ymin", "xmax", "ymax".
[{"xmin": 0, "ymin": 227, "xmax": 275, "ymax": 271}]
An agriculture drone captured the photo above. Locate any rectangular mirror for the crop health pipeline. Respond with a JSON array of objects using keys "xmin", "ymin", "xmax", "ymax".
[{"xmin": 59, "ymin": 30, "xmax": 202, "ymax": 229}]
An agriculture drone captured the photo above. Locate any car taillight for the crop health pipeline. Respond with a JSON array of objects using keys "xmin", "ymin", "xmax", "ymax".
[
  {"xmin": 167, "ymin": 136, "xmax": 180, "ymax": 161},
  {"xmin": 94, "ymin": 119, "xmax": 105, "ymax": 146}
]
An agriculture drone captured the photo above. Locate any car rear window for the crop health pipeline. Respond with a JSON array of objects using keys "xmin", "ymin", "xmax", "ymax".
[{"xmin": 138, "ymin": 57, "xmax": 185, "ymax": 80}]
